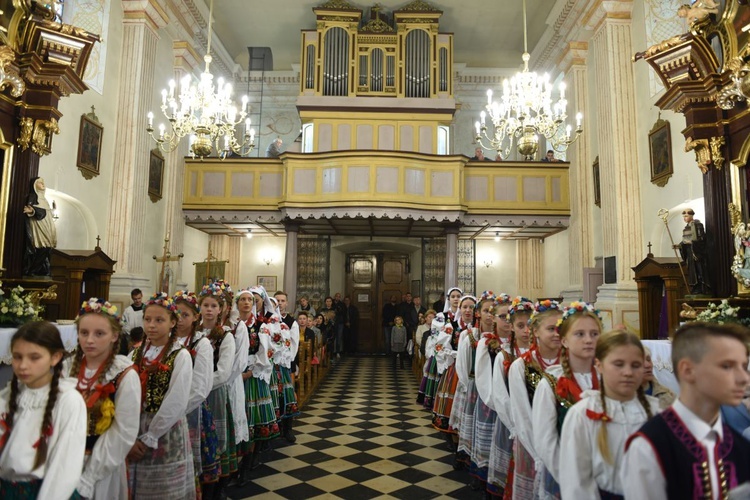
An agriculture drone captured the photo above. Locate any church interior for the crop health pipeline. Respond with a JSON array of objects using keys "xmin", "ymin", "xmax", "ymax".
[{"xmin": 4, "ymin": 0, "xmax": 742, "ymax": 341}]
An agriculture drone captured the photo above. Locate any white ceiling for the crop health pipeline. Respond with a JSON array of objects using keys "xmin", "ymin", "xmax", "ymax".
[{"xmin": 209, "ymin": 0, "xmax": 557, "ymax": 71}]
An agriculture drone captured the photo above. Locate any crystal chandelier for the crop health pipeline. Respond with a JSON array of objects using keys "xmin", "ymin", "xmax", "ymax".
[
  {"xmin": 475, "ymin": 0, "xmax": 582, "ymax": 160},
  {"xmin": 146, "ymin": 0, "xmax": 255, "ymax": 159}
]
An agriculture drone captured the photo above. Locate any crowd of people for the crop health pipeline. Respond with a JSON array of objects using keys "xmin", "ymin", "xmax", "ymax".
[
  {"xmin": 0, "ymin": 282, "xmax": 308, "ymax": 499},
  {"xmin": 413, "ymin": 287, "xmax": 750, "ymax": 499}
]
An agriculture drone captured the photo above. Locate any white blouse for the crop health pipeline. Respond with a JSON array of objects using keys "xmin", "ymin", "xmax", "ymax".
[
  {"xmin": 0, "ymin": 377, "xmax": 86, "ymax": 500},
  {"xmin": 138, "ymin": 343, "xmax": 192, "ymax": 448},
  {"xmin": 474, "ymin": 336, "xmax": 494, "ymax": 412},
  {"xmin": 559, "ymin": 390, "xmax": 659, "ymax": 498},
  {"xmin": 433, "ymin": 329, "xmax": 457, "ymax": 375},
  {"xmin": 532, "ymin": 364, "xmax": 595, "ymax": 483},
  {"xmin": 491, "ymin": 349, "xmax": 514, "ymax": 434},
  {"xmin": 179, "ymin": 333, "xmax": 213, "ymax": 414},
  {"xmin": 63, "ymin": 355, "xmax": 141, "ymax": 499},
  {"xmin": 508, "ymin": 356, "xmax": 541, "ymax": 461},
  {"xmin": 455, "ymin": 328, "xmax": 476, "ymax": 391},
  {"xmin": 210, "ymin": 328, "xmax": 236, "ymax": 389},
  {"xmin": 229, "ymin": 322, "xmax": 250, "ymax": 444},
  {"xmin": 250, "ymin": 325, "xmax": 274, "ymax": 384}
]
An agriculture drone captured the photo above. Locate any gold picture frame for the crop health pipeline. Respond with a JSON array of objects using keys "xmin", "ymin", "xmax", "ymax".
[
  {"xmin": 148, "ymin": 149, "xmax": 164, "ymax": 203},
  {"xmin": 649, "ymin": 118, "xmax": 673, "ymax": 187},
  {"xmin": 76, "ymin": 106, "xmax": 103, "ymax": 180},
  {"xmin": 258, "ymin": 275, "xmax": 277, "ymax": 292}
]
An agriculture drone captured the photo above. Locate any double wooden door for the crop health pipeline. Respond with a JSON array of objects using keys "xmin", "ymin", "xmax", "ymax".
[{"xmin": 345, "ymin": 253, "xmax": 409, "ymax": 353}]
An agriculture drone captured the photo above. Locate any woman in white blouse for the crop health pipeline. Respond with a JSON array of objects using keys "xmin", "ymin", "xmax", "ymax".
[
  {"xmin": 65, "ymin": 298, "xmax": 141, "ymax": 499},
  {"xmin": 559, "ymin": 330, "xmax": 659, "ymax": 499},
  {"xmin": 0, "ymin": 321, "xmax": 86, "ymax": 499}
]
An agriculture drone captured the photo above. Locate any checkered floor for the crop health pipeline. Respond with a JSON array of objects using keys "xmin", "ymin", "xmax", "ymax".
[{"xmin": 227, "ymin": 355, "xmax": 485, "ymax": 499}]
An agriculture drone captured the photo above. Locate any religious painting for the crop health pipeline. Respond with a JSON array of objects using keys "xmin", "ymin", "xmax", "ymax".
[
  {"xmin": 148, "ymin": 149, "xmax": 164, "ymax": 202},
  {"xmin": 76, "ymin": 107, "xmax": 103, "ymax": 180},
  {"xmin": 649, "ymin": 118, "xmax": 673, "ymax": 187},
  {"xmin": 258, "ymin": 275, "xmax": 277, "ymax": 292},
  {"xmin": 592, "ymin": 156, "xmax": 601, "ymax": 207}
]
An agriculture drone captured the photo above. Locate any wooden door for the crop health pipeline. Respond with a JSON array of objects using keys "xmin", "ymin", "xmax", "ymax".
[{"xmin": 346, "ymin": 253, "xmax": 409, "ymax": 353}]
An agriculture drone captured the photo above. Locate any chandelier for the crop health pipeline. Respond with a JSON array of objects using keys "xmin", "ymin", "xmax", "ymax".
[
  {"xmin": 475, "ymin": 0, "xmax": 582, "ymax": 160},
  {"xmin": 146, "ymin": 0, "xmax": 255, "ymax": 159}
]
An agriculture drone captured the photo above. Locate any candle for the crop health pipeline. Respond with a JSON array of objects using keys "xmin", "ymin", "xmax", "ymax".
[
  {"xmin": 475, "ymin": 121, "xmax": 481, "ymax": 135},
  {"xmin": 576, "ymin": 112, "xmax": 583, "ymax": 128},
  {"xmin": 559, "ymin": 81, "xmax": 566, "ymax": 100},
  {"xmin": 147, "ymin": 112, "xmax": 154, "ymax": 128},
  {"xmin": 159, "ymin": 123, "xmax": 166, "ymax": 139},
  {"xmin": 487, "ymin": 89, "xmax": 493, "ymax": 105},
  {"xmin": 168, "ymin": 79, "xmax": 176, "ymax": 98}
]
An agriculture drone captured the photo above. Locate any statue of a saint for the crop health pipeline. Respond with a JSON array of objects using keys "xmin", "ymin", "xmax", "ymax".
[
  {"xmin": 23, "ymin": 177, "xmax": 57, "ymax": 277},
  {"xmin": 677, "ymin": 208, "xmax": 709, "ymax": 294}
]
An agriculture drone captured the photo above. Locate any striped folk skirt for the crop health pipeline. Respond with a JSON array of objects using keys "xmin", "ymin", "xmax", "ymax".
[
  {"xmin": 456, "ymin": 378, "xmax": 478, "ymax": 456},
  {"xmin": 418, "ymin": 356, "xmax": 441, "ymax": 410},
  {"xmin": 269, "ymin": 365, "xmax": 301, "ymax": 420},
  {"xmin": 432, "ymin": 363, "xmax": 459, "ymax": 433},
  {"xmin": 470, "ymin": 394, "xmax": 496, "ymax": 481},
  {"xmin": 487, "ymin": 417, "xmax": 513, "ymax": 496},
  {"xmin": 243, "ymin": 374, "xmax": 280, "ymax": 446}
]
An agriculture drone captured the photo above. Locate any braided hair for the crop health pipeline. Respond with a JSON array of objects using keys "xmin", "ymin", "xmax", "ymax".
[
  {"xmin": 4, "ymin": 321, "xmax": 65, "ymax": 469},
  {"xmin": 70, "ymin": 298, "xmax": 122, "ymax": 383},
  {"xmin": 595, "ymin": 329, "xmax": 653, "ymax": 464}
]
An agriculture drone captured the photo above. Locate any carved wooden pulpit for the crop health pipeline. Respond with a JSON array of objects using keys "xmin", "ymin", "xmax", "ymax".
[
  {"xmin": 633, "ymin": 256, "xmax": 688, "ymax": 339},
  {"xmin": 48, "ymin": 247, "xmax": 116, "ymax": 320}
]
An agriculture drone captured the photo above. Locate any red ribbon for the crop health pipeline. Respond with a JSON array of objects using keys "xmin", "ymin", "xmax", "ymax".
[
  {"xmin": 85, "ymin": 382, "xmax": 116, "ymax": 408},
  {"xmin": 585, "ymin": 408, "xmax": 611, "ymax": 422}
]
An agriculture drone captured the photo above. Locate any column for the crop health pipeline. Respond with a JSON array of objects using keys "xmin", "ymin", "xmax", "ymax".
[
  {"xmin": 559, "ymin": 42, "xmax": 594, "ymax": 296},
  {"xmin": 283, "ymin": 222, "xmax": 300, "ymax": 306},
  {"xmin": 209, "ymin": 234, "xmax": 240, "ymax": 286},
  {"xmin": 444, "ymin": 225, "xmax": 459, "ymax": 291},
  {"xmin": 105, "ymin": 1, "xmax": 167, "ymax": 282},
  {"xmin": 517, "ymin": 239, "xmax": 543, "ymax": 299},
  {"xmin": 586, "ymin": 1, "xmax": 642, "ymax": 329}
]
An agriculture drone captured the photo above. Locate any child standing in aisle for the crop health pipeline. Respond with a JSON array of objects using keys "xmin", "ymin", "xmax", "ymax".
[
  {"xmin": 173, "ymin": 290, "xmax": 219, "ymax": 497},
  {"xmin": 622, "ymin": 322, "xmax": 750, "ymax": 499},
  {"xmin": 532, "ymin": 301, "xmax": 602, "ymax": 499},
  {"xmin": 391, "ymin": 316, "xmax": 408, "ymax": 368},
  {"xmin": 0, "ymin": 321, "xmax": 86, "ymax": 499},
  {"xmin": 198, "ymin": 283, "xmax": 237, "ymax": 499},
  {"xmin": 508, "ymin": 300, "xmax": 563, "ymax": 500},
  {"xmin": 560, "ymin": 330, "xmax": 657, "ymax": 498},
  {"xmin": 65, "ymin": 298, "xmax": 141, "ymax": 499},
  {"xmin": 128, "ymin": 293, "xmax": 195, "ymax": 499}
]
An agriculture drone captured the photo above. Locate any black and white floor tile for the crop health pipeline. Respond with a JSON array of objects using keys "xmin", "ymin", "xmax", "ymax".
[{"xmin": 227, "ymin": 356, "xmax": 485, "ymax": 499}]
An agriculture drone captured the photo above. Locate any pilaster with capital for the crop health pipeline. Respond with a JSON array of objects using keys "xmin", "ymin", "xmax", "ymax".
[
  {"xmin": 283, "ymin": 222, "xmax": 300, "ymax": 306},
  {"xmin": 517, "ymin": 239, "xmax": 544, "ymax": 299},
  {"xmin": 209, "ymin": 234, "xmax": 240, "ymax": 286},
  {"xmin": 105, "ymin": 1, "xmax": 168, "ymax": 276},
  {"xmin": 587, "ymin": 2, "xmax": 643, "ymax": 284},
  {"xmin": 444, "ymin": 225, "xmax": 459, "ymax": 292}
]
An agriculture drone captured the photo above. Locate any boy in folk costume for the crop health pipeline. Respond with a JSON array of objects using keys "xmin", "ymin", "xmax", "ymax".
[{"xmin": 622, "ymin": 322, "xmax": 750, "ymax": 499}]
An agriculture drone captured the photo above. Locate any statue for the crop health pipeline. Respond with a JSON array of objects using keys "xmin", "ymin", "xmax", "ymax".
[
  {"xmin": 677, "ymin": 0, "xmax": 719, "ymax": 25},
  {"xmin": 23, "ymin": 177, "xmax": 57, "ymax": 277},
  {"xmin": 730, "ymin": 203, "xmax": 750, "ymax": 290},
  {"xmin": 676, "ymin": 208, "xmax": 709, "ymax": 294}
]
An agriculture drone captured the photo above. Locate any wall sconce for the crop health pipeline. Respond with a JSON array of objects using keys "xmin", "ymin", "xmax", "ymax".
[
  {"xmin": 494, "ymin": 232, "xmax": 500, "ymax": 242},
  {"xmin": 262, "ymin": 254, "xmax": 273, "ymax": 266},
  {"xmin": 246, "ymin": 229, "xmax": 252, "ymax": 239},
  {"xmin": 51, "ymin": 200, "xmax": 59, "ymax": 220},
  {"xmin": 482, "ymin": 259, "xmax": 493, "ymax": 268}
]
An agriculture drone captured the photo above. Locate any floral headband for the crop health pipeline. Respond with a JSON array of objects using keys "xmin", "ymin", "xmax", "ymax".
[
  {"xmin": 213, "ymin": 279, "xmax": 233, "ymax": 301},
  {"xmin": 79, "ymin": 297, "xmax": 119, "ymax": 319},
  {"xmin": 556, "ymin": 301, "xmax": 601, "ymax": 329},
  {"xmin": 235, "ymin": 288, "xmax": 253, "ymax": 302},
  {"xmin": 173, "ymin": 290, "xmax": 198, "ymax": 310},
  {"xmin": 530, "ymin": 299, "xmax": 562, "ymax": 323},
  {"xmin": 508, "ymin": 296, "xmax": 534, "ymax": 317},
  {"xmin": 145, "ymin": 292, "xmax": 178, "ymax": 314},
  {"xmin": 199, "ymin": 282, "xmax": 229, "ymax": 302}
]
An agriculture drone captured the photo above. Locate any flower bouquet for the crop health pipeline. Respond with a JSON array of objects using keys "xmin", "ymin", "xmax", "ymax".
[{"xmin": 695, "ymin": 299, "xmax": 750, "ymax": 327}]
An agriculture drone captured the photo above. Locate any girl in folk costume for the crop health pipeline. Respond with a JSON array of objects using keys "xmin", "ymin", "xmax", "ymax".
[
  {"xmin": 64, "ymin": 299, "xmax": 141, "ymax": 499},
  {"xmin": 508, "ymin": 299, "xmax": 563, "ymax": 500},
  {"xmin": 213, "ymin": 281, "xmax": 250, "ymax": 465},
  {"xmin": 531, "ymin": 301, "xmax": 603, "ymax": 499},
  {"xmin": 416, "ymin": 310, "xmax": 440, "ymax": 408},
  {"xmin": 234, "ymin": 289, "xmax": 279, "ymax": 486},
  {"xmin": 128, "ymin": 293, "xmax": 195, "ymax": 499},
  {"xmin": 488, "ymin": 296, "xmax": 533, "ymax": 499},
  {"xmin": 266, "ymin": 296, "xmax": 301, "ymax": 435},
  {"xmin": 559, "ymin": 330, "xmax": 657, "ymax": 499},
  {"xmin": 198, "ymin": 283, "xmax": 237, "ymax": 498},
  {"xmin": 173, "ymin": 290, "xmax": 220, "ymax": 497},
  {"xmin": 444, "ymin": 286, "xmax": 463, "ymax": 324},
  {"xmin": 461, "ymin": 292, "xmax": 505, "ymax": 491},
  {"xmin": 449, "ymin": 295, "xmax": 478, "ymax": 430},
  {"xmin": 473, "ymin": 293, "xmax": 512, "ymax": 497},
  {"xmin": 0, "ymin": 322, "xmax": 86, "ymax": 499},
  {"xmin": 430, "ymin": 288, "xmax": 464, "ymax": 430}
]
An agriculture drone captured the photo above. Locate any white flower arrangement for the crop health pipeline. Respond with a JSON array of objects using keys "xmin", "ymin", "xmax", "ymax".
[
  {"xmin": 695, "ymin": 299, "xmax": 750, "ymax": 327},
  {"xmin": 0, "ymin": 281, "xmax": 44, "ymax": 326}
]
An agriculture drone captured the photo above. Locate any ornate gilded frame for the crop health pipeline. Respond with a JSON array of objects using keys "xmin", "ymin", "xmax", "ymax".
[
  {"xmin": 76, "ymin": 107, "xmax": 103, "ymax": 180},
  {"xmin": 148, "ymin": 149, "xmax": 164, "ymax": 203},
  {"xmin": 0, "ymin": 128, "xmax": 14, "ymax": 271},
  {"xmin": 648, "ymin": 118, "xmax": 673, "ymax": 187}
]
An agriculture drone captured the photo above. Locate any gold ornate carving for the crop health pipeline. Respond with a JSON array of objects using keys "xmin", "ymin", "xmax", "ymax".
[
  {"xmin": 397, "ymin": 0, "xmax": 441, "ymax": 12},
  {"xmin": 26, "ymin": 284, "xmax": 57, "ymax": 308},
  {"xmin": 361, "ymin": 18, "xmax": 394, "ymax": 33},
  {"xmin": 633, "ymin": 35, "xmax": 687, "ymax": 62},
  {"xmin": 396, "ymin": 18, "xmax": 434, "ymax": 24},
  {"xmin": 0, "ymin": 45, "xmax": 23, "ymax": 98},
  {"xmin": 685, "ymin": 137, "xmax": 712, "ymax": 174},
  {"xmin": 710, "ymin": 136, "xmax": 725, "ymax": 170},
  {"xmin": 318, "ymin": 0, "xmax": 358, "ymax": 9},
  {"xmin": 17, "ymin": 116, "xmax": 33, "ymax": 150}
]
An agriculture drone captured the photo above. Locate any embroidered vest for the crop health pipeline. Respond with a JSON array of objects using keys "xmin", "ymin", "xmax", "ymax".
[
  {"xmin": 82, "ymin": 367, "xmax": 133, "ymax": 450},
  {"xmin": 627, "ymin": 407, "xmax": 750, "ymax": 500},
  {"xmin": 521, "ymin": 352, "xmax": 544, "ymax": 404},
  {"xmin": 134, "ymin": 348, "xmax": 181, "ymax": 413}
]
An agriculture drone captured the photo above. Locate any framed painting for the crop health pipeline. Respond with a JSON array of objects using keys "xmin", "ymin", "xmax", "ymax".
[
  {"xmin": 148, "ymin": 149, "xmax": 165, "ymax": 202},
  {"xmin": 592, "ymin": 156, "xmax": 601, "ymax": 207},
  {"xmin": 258, "ymin": 275, "xmax": 277, "ymax": 292},
  {"xmin": 76, "ymin": 106, "xmax": 103, "ymax": 180},
  {"xmin": 649, "ymin": 118, "xmax": 673, "ymax": 187}
]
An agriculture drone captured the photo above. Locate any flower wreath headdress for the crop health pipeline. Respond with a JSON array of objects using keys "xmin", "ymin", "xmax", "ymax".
[
  {"xmin": 507, "ymin": 296, "xmax": 534, "ymax": 320},
  {"xmin": 78, "ymin": 297, "xmax": 119, "ymax": 320},
  {"xmin": 199, "ymin": 282, "xmax": 229, "ymax": 302},
  {"xmin": 530, "ymin": 299, "xmax": 563, "ymax": 324},
  {"xmin": 556, "ymin": 301, "xmax": 601, "ymax": 331},
  {"xmin": 145, "ymin": 292, "xmax": 178, "ymax": 315},
  {"xmin": 213, "ymin": 279, "xmax": 233, "ymax": 303},
  {"xmin": 172, "ymin": 290, "xmax": 198, "ymax": 311}
]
